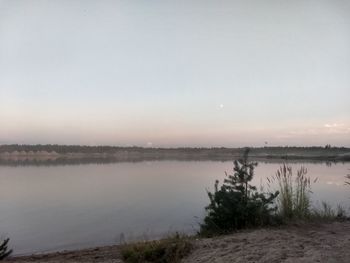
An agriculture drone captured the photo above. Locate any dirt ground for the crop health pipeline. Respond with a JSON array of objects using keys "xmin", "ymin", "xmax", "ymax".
[{"xmin": 6, "ymin": 221, "xmax": 350, "ymax": 263}]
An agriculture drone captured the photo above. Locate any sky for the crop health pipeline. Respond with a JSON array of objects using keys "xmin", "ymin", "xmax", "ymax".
[{"xmin": 0, "ymin": 0, "xmax": 349, "ymax": 147}]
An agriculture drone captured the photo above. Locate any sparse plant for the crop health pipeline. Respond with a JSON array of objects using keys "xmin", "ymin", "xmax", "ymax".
[
  {"xmin": 335, "ymin": 205, "xmax": 347, "ymax": 219},
  {"xmin": 120, "ymin": 233, "xmax": 192, "ymax": 263},
  {"xmin": 200, "ymin": 148, "xmax": 279, "ymax": 236},
  {"xmin": 0, "ymin": 238, "xmax": 12, "ymax": 260},
  {"xmin": 345, "ymin": 170, "xmax": 350, "ymax": 186},
  {"xmin": 311, "ymin": 202, "xmax": 347, "ymax": 221}
]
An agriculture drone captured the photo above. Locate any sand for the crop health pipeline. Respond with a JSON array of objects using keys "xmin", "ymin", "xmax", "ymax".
[
  {"xmin": 184, "ymin": 221, "xmax": 350, "ymax": 263},
  {"xmin": 6, "ymin": 221, "xmax": 350, "ymax": 263}
]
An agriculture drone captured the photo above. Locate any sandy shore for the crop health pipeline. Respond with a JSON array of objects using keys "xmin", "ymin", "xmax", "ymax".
[{"xmin": 5, "ymin": 221, "xmax": 350, "ymax": 263}]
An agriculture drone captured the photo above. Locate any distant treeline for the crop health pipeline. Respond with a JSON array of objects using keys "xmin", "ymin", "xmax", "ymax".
[{"xmin": 0, "ymin": 144, "xmax": 349, "ymax": 155}]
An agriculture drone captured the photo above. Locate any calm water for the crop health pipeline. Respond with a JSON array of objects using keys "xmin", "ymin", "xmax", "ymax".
[{"xmin": 0, "ymin": 160, "xmax": 349, "ymax": 255}]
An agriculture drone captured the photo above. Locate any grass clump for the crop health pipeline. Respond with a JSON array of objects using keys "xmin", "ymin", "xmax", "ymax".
[
  {"xmin": 271, "ymin": 164, "xmax": 348, "ymax": 222},
  {"xmin": 120, "ymin": 233, "xmax": 192, "ymax": 263},
  {"xmin": 200, "ymin": 148, "xmax": 279, "ymax": 236},
  {"xmin": 269, "ymin": 164, "xmax": 312, "ymax": 220}
]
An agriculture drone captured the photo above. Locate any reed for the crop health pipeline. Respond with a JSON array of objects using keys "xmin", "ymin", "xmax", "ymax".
[{"xmin": 270, "ymin": 164, "xmax": 312, "ymax": 220}]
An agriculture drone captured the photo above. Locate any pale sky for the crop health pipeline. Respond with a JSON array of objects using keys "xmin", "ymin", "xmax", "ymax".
[{"xmin": 0, "ymin": 0, "xmax": 349, "ymax": 147}]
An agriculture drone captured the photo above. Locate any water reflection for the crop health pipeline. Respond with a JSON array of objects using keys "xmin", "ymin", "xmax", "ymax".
[{"xmin": 0, "ymin": 161, "xmax": 349, "ymax": 255}]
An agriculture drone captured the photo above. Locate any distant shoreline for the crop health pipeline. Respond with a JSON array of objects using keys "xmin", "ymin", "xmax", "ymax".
[{"xmin": 0, "ymin": 145, "xmax": 349, "ymax": 165}]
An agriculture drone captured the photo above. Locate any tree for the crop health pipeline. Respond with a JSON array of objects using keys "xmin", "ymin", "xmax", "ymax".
[{"xmin": 200, "ymin": 148, "xmax": 279, "ymax": 236}]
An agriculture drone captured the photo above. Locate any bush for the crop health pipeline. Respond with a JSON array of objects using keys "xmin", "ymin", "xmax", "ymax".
[
  {"xmin": 120, "ymin": 233, "xmax": 192, "ymax": 263},
  {"xmin": 200, "ymin": 148, "xmax": 279, "ymax": 236},
  {"xmin": 0, "ymin": 238, "xmax": 12, "ymax": 260}
]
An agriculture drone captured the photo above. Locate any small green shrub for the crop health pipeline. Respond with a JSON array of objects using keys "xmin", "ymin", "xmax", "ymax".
[
  {"xmin": 270, "ymin": 164, "xmax": 313, "ymax": 221},
  {"xmin": 0, "ymin": 238, "xmax": 12, "ymax": 260},
  {"xmin": 120, "ymin": 233, "xmax": 192, "ymax": 263},
  {"xmin": 200, "ymin": 149, "xmax": 279, "ymax": 236}
]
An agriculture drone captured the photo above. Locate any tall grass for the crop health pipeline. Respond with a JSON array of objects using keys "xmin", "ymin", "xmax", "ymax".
[
  {"xmin": 269, "ymin": 164, "xmax": 313, "ymax": 220},
  {"xmin": 269, "ymin": 164, "xmax": 350, "ymax": 222}
]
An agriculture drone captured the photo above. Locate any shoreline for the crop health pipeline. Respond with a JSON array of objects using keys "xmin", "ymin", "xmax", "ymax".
[
  {"xmin": 1, "ymin": 146, "xmax": 349, "ymax": 166},
  {"xmin": 1, "ymin": 154, "xmax": 349, "ymax": 167},
  {"xmin": 5, "ymin": 221, "xmax": 350, "ymax": 262}
]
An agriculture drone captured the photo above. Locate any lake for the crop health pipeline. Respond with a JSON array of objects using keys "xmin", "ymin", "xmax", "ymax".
[{"xmin": 0, "ymin": 160, "xmax": 349, "ymax": 255}]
